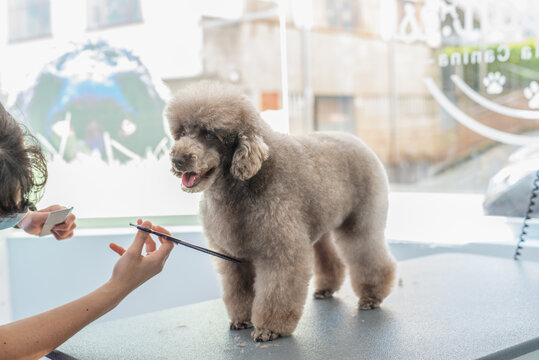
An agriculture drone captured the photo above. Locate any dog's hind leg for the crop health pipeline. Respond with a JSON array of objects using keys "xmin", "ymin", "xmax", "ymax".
[
  {"xmin": 217, "ymin": 259, "xmax": 256, "ymax": 330},
  {"xmin": 313, "ymin": 232, "xmax": 346, "ymax": 299},
  {"xmin": 334, "ymin": 204, "xmax": 396, "ymax": 310}
]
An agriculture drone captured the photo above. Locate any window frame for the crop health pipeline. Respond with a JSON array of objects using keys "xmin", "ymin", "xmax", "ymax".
[
  {"xmin": 7, "ymin": 0, "xmax": 52, "ymax": 43},
  {"xmin": 86, "ymin": 0, "xmax": 143, "ymax": 31}
]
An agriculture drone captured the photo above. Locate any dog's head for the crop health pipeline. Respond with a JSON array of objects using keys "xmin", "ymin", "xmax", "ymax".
[{"xmin": 165, "ymin": 81, "xmax": 269, "ymax": 193}]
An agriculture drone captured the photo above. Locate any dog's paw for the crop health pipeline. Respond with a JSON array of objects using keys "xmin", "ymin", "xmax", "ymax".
[
  {"xmin": 230, "ymin": 320, "xmax": 253, "ymax": 330},
  {"xmin": 313, "ymin": 289, "xmax": 334, "ymax": 299},
  {"xmin": 251, "ymin": 328, "xmax": 280, "ymax": 342},
  {"xmin": 358, "ymin": 297, "xmax": 381, "ymax": 310}
]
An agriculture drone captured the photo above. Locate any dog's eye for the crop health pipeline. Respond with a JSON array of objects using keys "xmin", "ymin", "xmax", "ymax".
[
  {"xmin": 205, "ymin": 131, "xmax": 216, "ymax": 140},
  {"xmin": 180, "ymin": 130, "xmax": 186, "ymax": 137}
]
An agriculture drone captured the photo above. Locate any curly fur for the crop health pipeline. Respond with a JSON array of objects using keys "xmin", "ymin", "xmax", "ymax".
[{"xmin": 165, "ymin": 81, "xmax": 397, "ymax": 342}]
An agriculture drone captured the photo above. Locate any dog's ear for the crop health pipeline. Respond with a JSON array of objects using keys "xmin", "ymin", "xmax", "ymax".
[{"xmin": 230, "ymin": 132, "xmax": 269, "ymax": 181}]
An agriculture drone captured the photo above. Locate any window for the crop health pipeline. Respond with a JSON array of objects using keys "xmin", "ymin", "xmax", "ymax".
[
  {"xmin": 325, "ymin": 0, "xmax": 359, "ymax": 31},
  {"xmin": 1, "ymin": 0, "xmax": 538, "ymax": 222},
  {"xmin": 314, "ymin": 96, "xmax": 355, "ymax": 132},
  {"xmin": 87, "ymin": 0, "xmax": 142, "ymax": 30},
  {"xmin": 260, "ymin": 92, "xmax": 280, "ymax": 111},
  {"xmin": 8, "ymin": 0, "xmax": 51, "ymax": 42}
]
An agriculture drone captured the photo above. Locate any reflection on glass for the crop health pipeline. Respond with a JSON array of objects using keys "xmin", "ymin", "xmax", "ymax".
[
  {"xmin": 1, "ymin": 0, "xmax": 538, "ymax": 218},
  {"xmin": 314, "ymin": 96, "xmax": 355, "ymax": 132},
  {"xmin": 87, "ymin": 0, "xmax": 142, "ymax": 29},
  {"xmin": 8, "ymin": 0, "xmax": 51, "ymax": 42}
]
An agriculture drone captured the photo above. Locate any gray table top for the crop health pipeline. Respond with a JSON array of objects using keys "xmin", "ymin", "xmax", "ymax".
[{"xmin": 54, "ymin": 253, "xmax": 539, "ymax": 360}]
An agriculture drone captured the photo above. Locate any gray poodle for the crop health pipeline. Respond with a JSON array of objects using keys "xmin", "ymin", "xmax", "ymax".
[{"xmin": 165, "ymin": 81, "xmax": 396, "ymax": 342}]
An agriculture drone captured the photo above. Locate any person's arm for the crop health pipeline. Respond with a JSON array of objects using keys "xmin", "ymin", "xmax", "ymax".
[
  {"xmin": 0, "ymin": 219, "xmax": 174, "ymax": 360},
  {"xmin": 16, "ymin": 205, "xmax": 77, "ymax": 240}
]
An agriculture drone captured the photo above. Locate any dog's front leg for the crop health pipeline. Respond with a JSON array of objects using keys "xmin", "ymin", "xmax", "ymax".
[
  {"xmin": 250, "ymin": 251, "xmax": 312, "ymax": 342},
  {"xmin": 217, "ymin": 259, "xmax": 256, "ymax": 330}
]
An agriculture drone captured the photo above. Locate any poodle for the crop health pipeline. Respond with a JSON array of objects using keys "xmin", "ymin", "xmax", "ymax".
[{"xmin": 165, "ymin": 81, "xmax": 396, "ymax": 342}]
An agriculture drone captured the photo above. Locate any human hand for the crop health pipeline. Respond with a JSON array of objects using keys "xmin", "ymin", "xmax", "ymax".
[
  {"xmin": 108, "ymin": 219, "xmax": 174, "ymax": 295},
  {"xmin": 17, "ymin": 205, "xmax": 77, "ymax": 240}
]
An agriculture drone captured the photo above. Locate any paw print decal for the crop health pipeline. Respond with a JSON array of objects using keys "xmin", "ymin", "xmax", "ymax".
[
  {"xmin": 483, "ymin": 72, "xmax": 505, "ymax": 95},
  {"xmin": 524, "ymin": 81, "xmax": 539, "ymax": 109}
]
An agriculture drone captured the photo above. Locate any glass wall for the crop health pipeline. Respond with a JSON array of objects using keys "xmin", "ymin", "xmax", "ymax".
[{"xmin": 1, "ymin": 0, "xmax": 538, "ymax": 223}]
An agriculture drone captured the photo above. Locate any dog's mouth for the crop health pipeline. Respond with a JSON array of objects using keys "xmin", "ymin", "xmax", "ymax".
[{"xmin": 181, "ymin": 168, "xmax": 216, "ymax": 188}]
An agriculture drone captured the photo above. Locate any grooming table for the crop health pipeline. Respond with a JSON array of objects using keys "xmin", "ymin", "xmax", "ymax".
[{"xmin": 51, "ymin": 253, "xmax": 539, "ymax": 359}]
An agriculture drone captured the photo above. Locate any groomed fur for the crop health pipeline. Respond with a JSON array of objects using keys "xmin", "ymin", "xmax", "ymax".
[{"xmin": 166, "ymin": 81, "xmax": 397, "ymax": 342}]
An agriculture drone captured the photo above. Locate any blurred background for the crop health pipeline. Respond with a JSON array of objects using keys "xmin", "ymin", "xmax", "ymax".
[{"xmin": 0, "ymin": 0, "xmax": 538, "ymax": 325}]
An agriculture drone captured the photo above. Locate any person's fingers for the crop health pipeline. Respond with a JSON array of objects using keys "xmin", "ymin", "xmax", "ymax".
[
  {"xmin": 152, "ymin": 225, "xmax": 171, "ymax": 236},
  {"xmin": 145, "ymin": 237, "xmax": 157, "ymax": 253},
  {"xmin": 151, "ymin": 224, "xmax": 173, "ymax": 248},
  {"xmin": 127, "ymin": 220, "xmax": 153, "ymax": 254},
  {"xmin": 63, "ymin": 213, "xmax": 76, "ymax": 227},
  {"xmin": 52, "ymin": 229, "xmax": 74, "ymax": 240},
  {"xmin": 51, "ymin": 222, "xmax": 75, "ymax": 235},
  {"xmin": 109, "ymin": 242, "xmax": 126, "ymax": 256},
  {"xmin": 38, "ymin": 205, "xmax": 64, "ymax": 213},
  {"xmin": 152, "ymin": 234, "xmax": 174, "ymax": 261},
  {"xmin": 136, "ymin": 219, "xmax": 156, "ymax": 253},
  {"xmin": 53, "ymin": 223, "xmax": 69, "ymax": 231},
  {"xmin": 53, "ymin": 217, "xmax": 77, "ymax": 232},
  {"xmin": 52, "ymin": 227, "xmax": 75, "ymax": 238}
]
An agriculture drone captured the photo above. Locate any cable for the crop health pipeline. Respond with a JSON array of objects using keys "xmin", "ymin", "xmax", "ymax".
[{"xmin": 514, "ymin": 169, "xmax": 539, "ymax": 260}]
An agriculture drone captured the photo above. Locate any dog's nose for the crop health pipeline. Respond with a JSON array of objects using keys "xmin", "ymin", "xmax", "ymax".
[
  {"xmin": 172, "ymin": 156, "xmax": 186, "ymax": 170},
  {"xmin": 172, "ymin": 154, "xmax": 193, "ymax": 170}
]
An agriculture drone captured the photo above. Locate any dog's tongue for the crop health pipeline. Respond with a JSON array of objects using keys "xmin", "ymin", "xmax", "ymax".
[{"xmin": 182, "ymin": 172, "xmax": 201, "ymax": 188}]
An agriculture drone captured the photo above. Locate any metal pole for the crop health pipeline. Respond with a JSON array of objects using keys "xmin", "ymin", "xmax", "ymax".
[
  {"xmin": 388, "ymin": 37, "xmax": 398, "ymax": 164},
  {"xmin": 278, "ymin": 0, "xmax": 290, "ymax": 125},
  {"xmin": 301, "ymin": 25, "xmax": 312, "ymax": 133}
]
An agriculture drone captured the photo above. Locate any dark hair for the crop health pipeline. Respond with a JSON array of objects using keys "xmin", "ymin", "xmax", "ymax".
[{"xmin": 0, "ymin": 102, "xmax": 48, "ymax": 214}]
